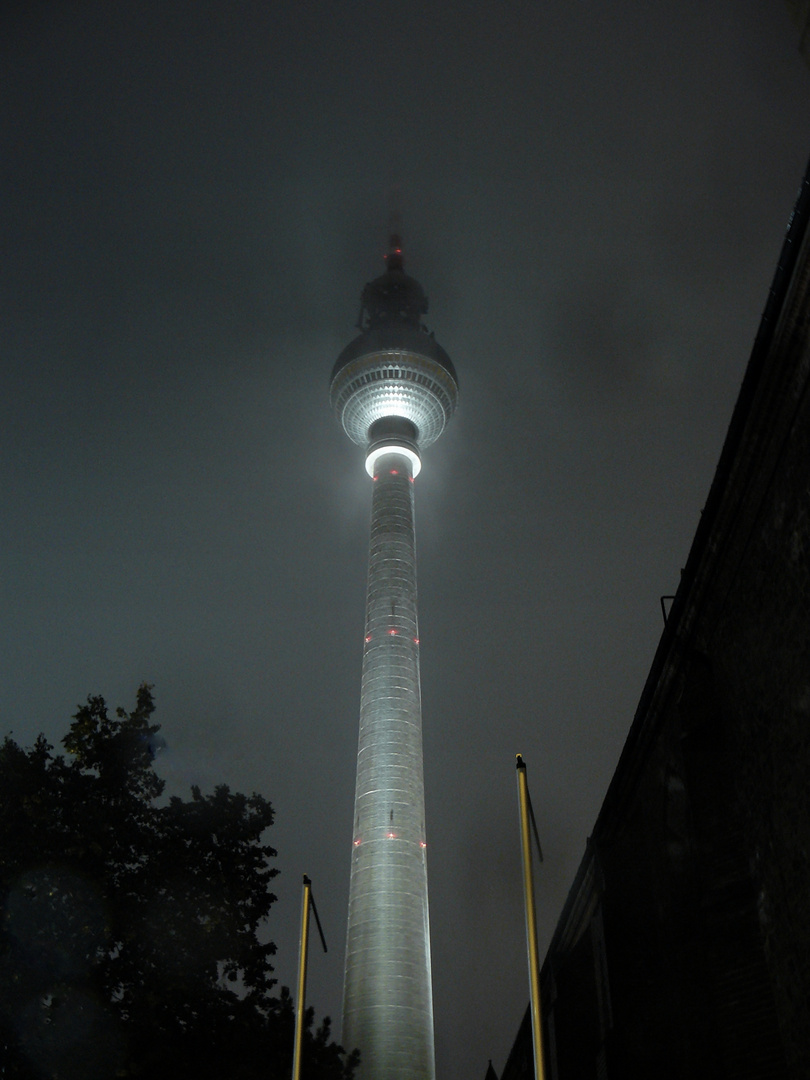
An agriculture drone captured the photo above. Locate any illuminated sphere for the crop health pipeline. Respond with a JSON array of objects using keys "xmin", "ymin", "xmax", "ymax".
[{"xmin": 330, "ymin": 245, "xmax": 459, "ymax": 473}]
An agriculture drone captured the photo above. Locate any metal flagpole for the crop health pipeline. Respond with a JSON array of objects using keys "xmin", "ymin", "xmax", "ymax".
[
  {"xmin": 516, "ymin": 755, "xmax": 546, "ymax": 1080},
  {"xmin": 292, "ymin": 875, "xmax": 328, "ymax": 1080}
]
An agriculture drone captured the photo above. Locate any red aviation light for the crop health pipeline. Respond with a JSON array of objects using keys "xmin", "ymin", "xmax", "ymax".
[
  {"xmin": 354, "ymin": 838, "xmax": 362, "ymax": 847},
  {"xmin": 387, "ymin": 628, "xmax": 398, "ymax": 636},
  {"xmin": 365, "ymin": 634, "xmax": 372, "ymax": 643},
  {"xmin": 387, "ymin": 832, "xmax": 397, "ymax": 840},
  {"xmin": 420, "ymin": 841, "xmax": 427, "ymax": 849},
  {"xmin": 390, "ymin": 469, "xmax": 398, "ymax": 475},
  {"xmin": 413, "ymin": 637, "xmax": 420, "ymax": 645}
]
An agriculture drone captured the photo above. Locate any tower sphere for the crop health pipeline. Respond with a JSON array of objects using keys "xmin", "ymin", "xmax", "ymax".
[{"xmin": 330, "ymin": 238, "xmax": 458, "ymax": 469}]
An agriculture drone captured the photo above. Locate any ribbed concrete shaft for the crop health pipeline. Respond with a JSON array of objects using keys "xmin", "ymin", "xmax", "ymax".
[{"xmin": 343, "ymin": 449, "xmax": 435, "ymax": 1080}]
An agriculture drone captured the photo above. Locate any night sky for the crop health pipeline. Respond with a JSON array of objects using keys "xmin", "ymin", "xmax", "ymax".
[{"xmin": 3, "ymin": 2, "xmax": 809, "ymax": 1076}]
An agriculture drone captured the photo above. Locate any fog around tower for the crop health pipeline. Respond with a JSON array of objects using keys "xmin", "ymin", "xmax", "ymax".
[{"xmin": 2, "ymin": 3, "xmax": 809, "ymax": 1077}]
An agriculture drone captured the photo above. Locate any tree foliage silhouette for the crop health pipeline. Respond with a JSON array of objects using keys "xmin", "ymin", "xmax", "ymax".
[{"xmin": 0, "ymin": 686, "xmax": 357, "ymax": 1080}]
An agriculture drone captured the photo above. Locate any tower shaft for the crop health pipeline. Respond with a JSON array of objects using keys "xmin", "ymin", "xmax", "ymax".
[{"xmin": 343, "ymin": 449, "xmax": 435, "ymax": 1080}]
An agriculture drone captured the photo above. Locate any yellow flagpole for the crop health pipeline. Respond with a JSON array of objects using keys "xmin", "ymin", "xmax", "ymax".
[
  {"xmin": 516, "ymin": 755, "xmax": 546, "ymax": 1080},
  {"xmin": 292, "ymin": 875, "xmax": 312, "ymax": 1080}
]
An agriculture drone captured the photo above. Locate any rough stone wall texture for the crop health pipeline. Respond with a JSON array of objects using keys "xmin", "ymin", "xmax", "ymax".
[{"xmin": 699, "ymin": 344, "xmax": 810, "ymax": 1077}]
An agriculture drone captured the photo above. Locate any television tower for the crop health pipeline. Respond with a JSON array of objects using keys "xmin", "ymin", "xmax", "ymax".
[{"xmin": 330, "ymin": 232, "xmax": 458, "ymax": 1080}]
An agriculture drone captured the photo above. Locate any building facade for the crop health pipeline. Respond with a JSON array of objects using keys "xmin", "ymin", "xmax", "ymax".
[
  {"xmin": 500, "ymin": 160, "xmax": 810, "ymax": 1080},
  {"xmin": 330, "ymin": 237, "xmax": 458, "ymax": 1080}
]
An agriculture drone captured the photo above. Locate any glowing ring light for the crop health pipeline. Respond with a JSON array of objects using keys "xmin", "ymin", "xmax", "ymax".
[{"xmin": 365, "ymin": 443, "xmax": 422, "ymax": 478}]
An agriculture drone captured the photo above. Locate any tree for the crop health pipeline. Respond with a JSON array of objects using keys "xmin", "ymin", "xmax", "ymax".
[{"xmin": 0, "ymin": 686, "xmax": 357, "ymax": 1080}]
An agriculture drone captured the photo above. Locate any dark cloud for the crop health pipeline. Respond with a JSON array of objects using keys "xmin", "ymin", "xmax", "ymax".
[{"xmin": 2, "ymin": 2, "xmax": 808, "ymax": 1076}]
